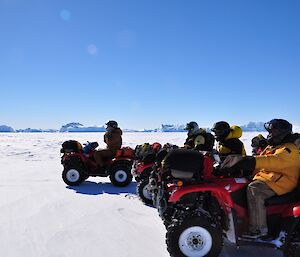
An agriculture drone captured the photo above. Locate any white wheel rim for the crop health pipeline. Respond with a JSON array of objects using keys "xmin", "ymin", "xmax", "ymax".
[
  {"xmin": 115, "ymin": 170, "xmax": 127, "ymax": 183},
  {"xmin": 142, "ymin": 183, "xmax": 152, "ymax": 200},
  {"xmin": 178, "ymin": 226, "xmax": 212, "ymax": 257},
  {"xmin": 66, "ymin": 169, "xmax": 80, "ymax": 183}
]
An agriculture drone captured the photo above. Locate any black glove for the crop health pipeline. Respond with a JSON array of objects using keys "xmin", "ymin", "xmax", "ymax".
[
  {"xmin": 220, "ymin": 155, "xmax": 256, "ymax": 177},
  {"xmin": 212, "ymin": 165, "xmax": 224, "ymax": 177}
]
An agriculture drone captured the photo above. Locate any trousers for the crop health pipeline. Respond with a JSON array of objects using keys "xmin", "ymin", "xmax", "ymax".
[{"xmin": 247, "ymin": 180, "xmax": 276, "ymax": 232}]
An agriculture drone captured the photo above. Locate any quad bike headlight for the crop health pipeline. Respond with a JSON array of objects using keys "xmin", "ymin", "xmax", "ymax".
[{"xmin": 177, "ymin": 180, "xmax": 184, "ymax": 187}]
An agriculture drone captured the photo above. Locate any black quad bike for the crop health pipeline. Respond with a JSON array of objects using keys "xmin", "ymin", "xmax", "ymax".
[
  {"xmin": 151, "ymin": 149, "xmax": 300, "ymax": 257},
  {"xmin": 61, "ymin": 140, "xmax": 134, "ymax": 187}
]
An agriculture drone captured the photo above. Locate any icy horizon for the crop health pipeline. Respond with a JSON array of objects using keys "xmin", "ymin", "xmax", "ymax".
[{"xmin": 2, "ymin": 121, "xmax": 299, "ymax": 133}]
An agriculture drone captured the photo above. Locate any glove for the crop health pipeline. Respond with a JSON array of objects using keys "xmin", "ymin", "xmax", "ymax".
[
  {"xmin": 212, "ymin": 166, "xmax": 224, "ymax": 177},
  {"xmin": 220, "ymin": 155, "xmax": 256, "ymax": 177}
]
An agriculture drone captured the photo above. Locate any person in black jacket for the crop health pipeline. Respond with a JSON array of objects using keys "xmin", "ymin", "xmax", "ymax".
[
  {"xmin": 251, "ymin": 134, "xmax": 268, "ymax": 155},
  {"xmin": 184, "ymin": 121, "xmax": 215, "ymax": 152}
]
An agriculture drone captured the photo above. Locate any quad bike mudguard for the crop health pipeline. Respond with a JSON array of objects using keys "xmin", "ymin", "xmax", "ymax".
[{"xmin": 168, "ymin": 178, "xmax": 249, "ymax": 213}]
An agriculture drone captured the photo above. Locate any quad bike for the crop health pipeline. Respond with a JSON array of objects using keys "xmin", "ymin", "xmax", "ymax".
[
  {"xmin": 132, "ymin": 161, "xmax": 155, "ymax": 205},
  {"xmin": 61, "ymin": 140, "xmax": 134, "ymax": 187},
  {"xmin": 151, "ymin": 149, "xmax": 300, "ymax": 257},
  {"xmin": 131, "ymin": 142, "xmax": 162, "ymax": 205}
]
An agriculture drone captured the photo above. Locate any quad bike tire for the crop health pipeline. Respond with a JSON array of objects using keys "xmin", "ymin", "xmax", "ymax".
[
  {"xmin": 109, "ymin": 165, "xmax": 133, "ymax": 187},
  {"xmin": 139, "ymin": 167, "xmax": 153, "ymax": 180},
  {"xmin": 62, "ymin": 157, "xmax": 87, "ymax": 186},
  {"xmin": 137, "ymin": 179, "xmax": 153, "ymax": 206},
  {"xmin": 62, "ymin": 166, "xmax": 85, "ymax": 186},
  {"xmin": 166, "ymin": 215, "xmax": 223, "ymax": 257}
]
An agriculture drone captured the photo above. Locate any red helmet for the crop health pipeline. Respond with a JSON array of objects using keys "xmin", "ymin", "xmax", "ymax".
[{"xmin": 152, "ymin": 142, "xmax": 162, "ymax": 152}]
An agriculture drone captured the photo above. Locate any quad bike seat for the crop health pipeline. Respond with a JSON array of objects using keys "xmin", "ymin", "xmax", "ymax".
[
  {"xmin": 161, "ymin": 149, "xmax": 204, "ymax": 181},
  {"xmin": 265, "ymin": 188, "xmax": 300, "ymax": 206}
]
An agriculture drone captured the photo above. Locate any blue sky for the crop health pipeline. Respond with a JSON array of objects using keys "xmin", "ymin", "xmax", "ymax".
[{"xmin": 1, "ymin": 0, "xmax": 299, "ymax": 129}]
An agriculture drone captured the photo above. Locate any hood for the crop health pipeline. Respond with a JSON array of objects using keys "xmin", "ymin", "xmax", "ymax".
[{"xmin": 225, "ymin": 125, "xmax": 242, "ymax": 140}]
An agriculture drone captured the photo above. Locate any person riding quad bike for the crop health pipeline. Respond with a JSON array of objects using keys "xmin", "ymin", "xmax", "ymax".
[
  {"xmin": 220, "ymin": 118, "xmax": 300, "ymax": 239},
  {"xmin": 251, "ymin": 134, "xmax": 268, "ymax": 155},
  {"xmin": 152, "ymin": 146, "xmax": 300, "ymax": 257},
  {"xmin": 60, "ymin": 139, "xmax": 134, "ymax": 187},
  {"xmin": 211, "ymin": 121, "xmax": 246, "ymax": 159},
  {"xmin": 184, "ymin": 121, "xmax": 215, "ymax": 152},
  {"xmin": 94, "ymin": 120, "xmax": 122, "ymax": 167}
]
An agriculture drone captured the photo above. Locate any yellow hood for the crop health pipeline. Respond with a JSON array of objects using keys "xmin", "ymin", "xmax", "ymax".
[{"xmin": 225, "ymin": 125, "xmax": 242, "ymax": 140}]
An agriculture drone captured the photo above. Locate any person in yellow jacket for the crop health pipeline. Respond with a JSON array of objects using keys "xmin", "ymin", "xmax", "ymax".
[
  {"xmin": 211, "ymin": 121, "xmax": 246, "ymax": 158},
  {"xmin": 220, "ymin": 119, "xmax": 300, "ymax": 238}
]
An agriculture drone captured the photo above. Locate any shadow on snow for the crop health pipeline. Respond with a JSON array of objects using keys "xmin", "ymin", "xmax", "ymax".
[{"xmin": 66, "ymin": 181, "xmax": 137, "ymax": 195}]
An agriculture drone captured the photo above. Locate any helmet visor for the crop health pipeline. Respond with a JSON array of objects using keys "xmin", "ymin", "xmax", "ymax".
[
  {"xmin": 184, "ymin": 125, "xmax": 190, "ymax": 131},
  {"xmin": 264, "ymin": 122, "xmax": 273, "ymax": 132},
  {"xmin": 211, "ymin": 128, "xmax": 224, "ymax": 137}
]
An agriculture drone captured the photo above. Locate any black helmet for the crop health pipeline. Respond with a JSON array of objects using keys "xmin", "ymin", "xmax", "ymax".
[
  {"xmin": 185, "ymin": 121, "xmax": 199, "ymax": 135},
  {"xmin": 211, "ymin": 121, "xmax": 231, "ymax": 141},
  {"xmin": 106, "ymin": 120, "xmax": 118, "ymax": 129},
  {"xmin": 251, "ymin": 134, "xmax": 268, "ymax": 148},
  {"xmin": 264, "ymin": 119, "xmax": 292, "ymax": 146}
]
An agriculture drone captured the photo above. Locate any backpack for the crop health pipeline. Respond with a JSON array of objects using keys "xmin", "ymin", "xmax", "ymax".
[
  {"xmin": 115, "ymin": 147, "xmax": 135, "ymax": 158},
  {"xmin": 135, "ymin": 143, "xmax": 156, "ymax": 163},
  {"xmin": 61, "ymin": 140, "xmax": 83, "ymax": 153}
]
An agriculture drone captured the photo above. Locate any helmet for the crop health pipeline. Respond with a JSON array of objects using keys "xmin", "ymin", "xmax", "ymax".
[
  {"xmin": 211, "ymin": 121, "xmax": 231, "ymax": 141},
  {"xmin": 251, "ymin": 134, "xmax": 268, "ymax": 148},
  {"xmin": 106, "ymin": 120, "xmax": 118, "ymax": 129},
  {"xmin": 185, "ymin": 121, "xmax": 199, "ymax": 135},
  {"xmin": 152, "ymin": 142, "xmax": 162, "ymax": 152},
  {"xmin": 264, "ymin": 119, "xmax": 292, "ymax": 146}
]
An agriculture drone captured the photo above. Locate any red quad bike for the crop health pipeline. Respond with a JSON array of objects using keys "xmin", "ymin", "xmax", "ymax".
[
  {"xmin": 152, "ymin": 149, "xmax": 300, "ymax": 257},
  {"xmin": 131, "ymin": 142, "xmax": 162, "ymax": 205},
  {"xmin": 61, "ymin": 140, "xmax": 134, "ymax": 187}
]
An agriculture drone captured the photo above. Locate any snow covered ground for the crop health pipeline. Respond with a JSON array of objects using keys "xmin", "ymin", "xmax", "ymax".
[{"xmin": 2, "ymin": 131, "xmax": 297, "ymax": 257}]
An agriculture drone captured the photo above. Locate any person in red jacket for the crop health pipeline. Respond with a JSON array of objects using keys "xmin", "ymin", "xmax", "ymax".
[{"xmin": 94, "ymin": 120, "xmax": 123, "ymax": 167}]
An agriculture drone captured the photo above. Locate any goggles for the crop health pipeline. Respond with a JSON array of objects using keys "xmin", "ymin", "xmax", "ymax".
[{"xmin": 264, "ymin": 122, "xmax": 274, "ymax": 132}]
